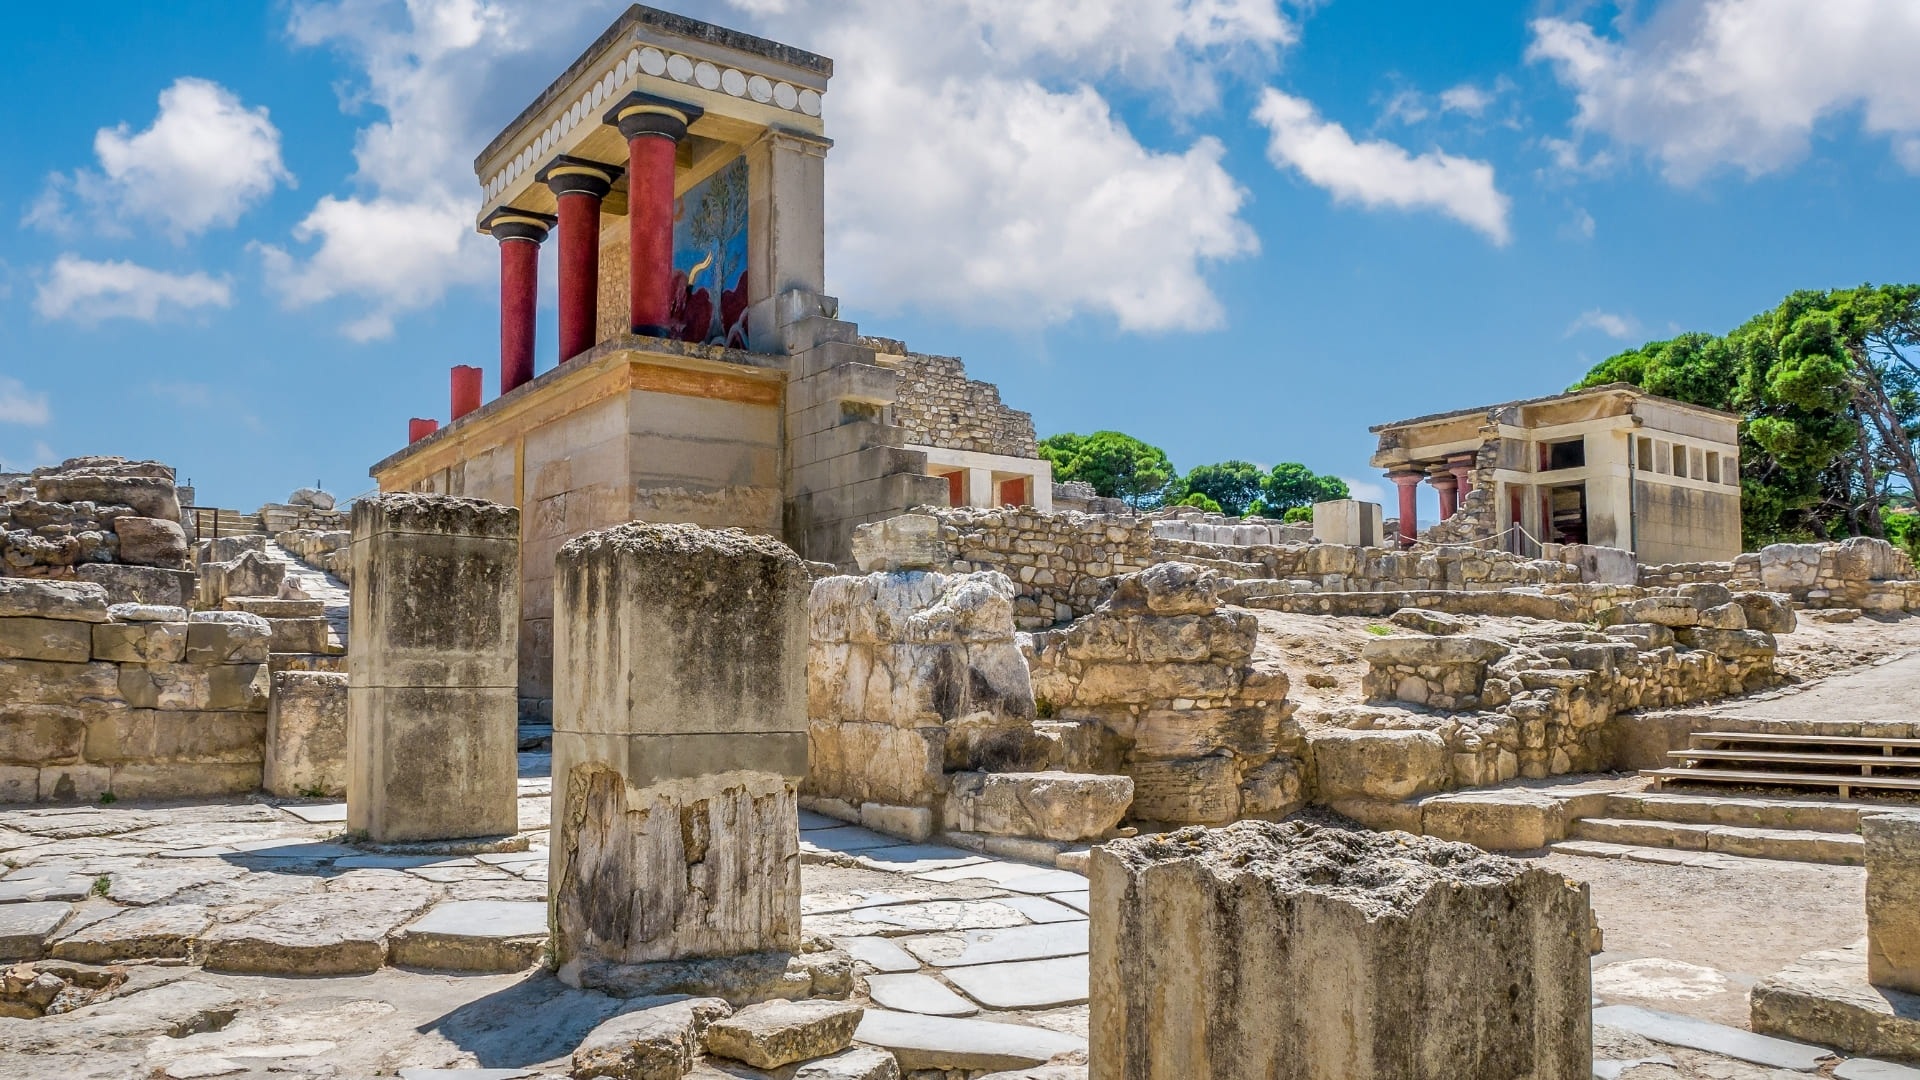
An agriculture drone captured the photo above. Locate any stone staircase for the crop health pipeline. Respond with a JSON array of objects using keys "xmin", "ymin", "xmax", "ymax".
[
  {"xmin": 1557, "ymin": 786, "xmax": 1868, "ymax": 866},
  {"xmin": 260, "ymin": 539, "xmax": 349, "ymax": 664},
  {"xmin": 185, "ymin": 506, "xmax": 267, "ymax": 542}
]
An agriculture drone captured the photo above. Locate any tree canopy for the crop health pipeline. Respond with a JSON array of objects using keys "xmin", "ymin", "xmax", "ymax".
[
  {"xmin": 1572, "ymin": 283, "xmax": 1920, "ymax": 546},
  {"xmin": 1039, "ymin": 430, "xmax": 1349, "ymax": 519}
]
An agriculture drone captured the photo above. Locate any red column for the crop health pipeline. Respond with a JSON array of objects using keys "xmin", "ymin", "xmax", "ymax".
[
  {"xmin": 538, "ymin": 156, "xmax": 622, "ymax": 362},
  {"xmin": 1388, "ymin": 470, "xmax": 1424, "ymax": 548},
  {"xmin": 408, "ymin": 418, "xmax": 439, "ymax": 444},
  {"xmin": 451, "ymin": 365, "xmax": 483, "ymax": 421},
  {"xmin": 1448, "ymin": 453, "xmax": 1476, "ymax": 498},
  {"xmin": 605, "ymin": 93, "xmax": 703, "ymax": 337},
  {"xmin": 481, "ymin": 209, "xmax": 553, "ymax": 396},
  {"xmin": 1430, "ymin": 471, "xmax": 1459, "ymax": 520}
]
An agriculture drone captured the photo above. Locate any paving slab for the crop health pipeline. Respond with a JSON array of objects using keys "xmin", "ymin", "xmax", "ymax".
[
  {"xmin": 804, "ymin": 891, "xmax": 911, "ymax": 917},
  {"xmin": 835, "ymin": 935, "xmax": 921, "ymax": 973},
  {"xmin": 1837, "ymin": 1060, "xmax": 1920, "ymax": 1079},
  {"xmin": 942, "ymin": 954, "xmax": 1089, "ymax": 1010},
  {"xmin": 1048, "ymin": 891, "xmax": 1090, "ymax": 914},
  {"xmin": 853, "ymin": 845, "xmax": 988, "ymax": 874},
  {"xmin": 0, "ymin": 868, "xmax": 88, "ymax": 903},
  {"xmin": 396, "ymin": 1070, "xmax": 532, "ymax": 1079},
  {"xmin": 803, "ymin": 827, "xmax": 910, "ymax": 855},
  {"xmin": 201, "ymin": 891, "xmax": 432, "ymax": 974},
  {"xmin": 855, "ymin": 1009, "xmax": 1083, "ymax": 1072},
  {"xmin": 995, "ymin": 896, "xmax": 1085, "ymax": 924},
  {"xmin": 902, "ymin": 922, "xmax": 1090, "ymax": 968},
  {"xmin": 792, "ymin": 1046, "xmax": 902, "ymax": 1080},
  {"xmin": 1592, "ymin": 1004, "xmax": 1835, "ymax": 1071},
  {"xmin": 799, "ymin": 810, "xmax": 844, "ymax": 831},
  {"xmin": 0, "ymin": 900, "xmax": 72, "ymax": 960},
  {"xmin": 864, "ymin": 973, "xmax": 979, "ymax": 1017},
  {"xmin": 49, "ymin": 902, "xmax": 212, "ymax": 962},
  {"xmin": 916, "ymin": 861, "xmax": 1088, "ymax": 894},
  {"xmin": 997, "ymin": 870, "xmax": 1091, "ymax": 895},
  {"xmin": 1592, "ymin": 1058, "xmax": 1675, "ymax": 1080},
  {"xmin": 807, "ymin": 900, "xmax": 1031, "ymax": 938},
  {"xmin": 281, "ymin": 803, "xmax": 349, "ymax": 824},
  {"xmin": 389, "ymin": 900, "xmax": 548, "ymax": 972},
  {"xmin": 105, "ymin": 864, "xmax": 247, "ymax": 905}
]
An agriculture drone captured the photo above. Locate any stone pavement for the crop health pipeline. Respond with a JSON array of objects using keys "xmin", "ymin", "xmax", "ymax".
[
  {"xmin": 0, "ymin": 750, "xmax": 1911, "ymax": 1078},
  {"xmin": 263, "ymin": 538, "xmax": 349, "ymax": 651},
  {"xmin": 1696, "ymin": 645, "xmax": 1920, "ymax": 725}
]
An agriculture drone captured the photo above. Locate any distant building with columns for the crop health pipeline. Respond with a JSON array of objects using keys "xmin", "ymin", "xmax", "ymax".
[
  {"xmin": 369, "ymin": 5, "xmax": 1051, "ymax": 715},
  {"xmin": 1369, "ymin": 383, "xmax": 1743, "ymax": 564}
]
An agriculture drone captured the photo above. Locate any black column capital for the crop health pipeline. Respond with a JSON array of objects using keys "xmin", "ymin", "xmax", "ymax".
[
  {"xmin": 536, "ymin": 155, "xmax": 624, "ymax": 200},
  {"xmin": 481, "ymin": 207, "xmax": 557, "ymax": 244},
  {"xmin": 603, "ymin": 91, "xmax": 705, "ymax": 142}
]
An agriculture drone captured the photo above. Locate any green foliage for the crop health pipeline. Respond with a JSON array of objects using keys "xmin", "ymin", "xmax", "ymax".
[
  {"xmin": 1573, "ymin": 283, "xmax": 1920, "ymax": 546},
  {"xmin": 1364, "ymin": 624, "xmax": 1393, "ymax": 636},
  {"xmin": 98, "ymin": 791, "xmax": 116, "ymax": 805},
  {"xmin": 1282, "ymin": 505, "xmax": 1313, "ymax": 523},
  {"xmin": 1173, "ymin": 491, "xmax": 1223, "ymax": 513},
  {"xmin": 90, "ymin": 875, "xmax": 110, "ymax": 898},
  {"xmin": 1180, "ymin": 460, "xmax": 1264, "ymax": 517},
  {"xmin": 1039, "ymin": 431, "xmax": 1178, "ymax": 508},
  {"xmin": 1886, "ymin": 509, "xmax": 1920, "ymax": 560},
  {"xmin": 1254, "ymin": 462, "xmax": 1349, "ymax": 516}
]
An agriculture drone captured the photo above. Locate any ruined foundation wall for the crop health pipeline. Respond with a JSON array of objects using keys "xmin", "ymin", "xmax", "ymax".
[
  {"xmin": 869, "ymin": 343, "xmax": 1038, "ymax": 458},
  {"xmin": 0, "ymin": 579, "xmax": 270, "ymax": 803},
  {"xmin": 1639, "ymin": 537, "xmax": 1920, "ymax": 613},
  {"xmin": 3, "ymin": 457, "xmax": 196, "ymax": 608}
]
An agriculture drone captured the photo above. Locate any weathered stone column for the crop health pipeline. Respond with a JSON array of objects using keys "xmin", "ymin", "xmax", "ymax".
[
  {"xmin": 1091, "ymin": 821, "xmax": 1592, "ymax": 1080},
  {"xmin": 347, "ymin": 494, "xmax": 520, "ymax": 843},
  {"xmin": 483, "ymin": 208, "xmax": 553, "ymax": 395},
  {"xmin": 538, "ymin": 155, "xmax": 622, "ymax": 363},
  {"xmin": 550, "ymin": 523, "xmax": 809, "ymax": 995},
  {"xmin": 605, "ymin": 93, "xmax": 703, "ymax": 337},
  {"xmin": 1865, "ymin": 812, "xmax": 1920, "ymax": 993},
  {"xmin": 1388, "ymin": 469, "xmax": 1423, "ymax": 548}
]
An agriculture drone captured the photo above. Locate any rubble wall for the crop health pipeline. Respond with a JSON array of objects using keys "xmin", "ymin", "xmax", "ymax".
[
  {"xmin": 877, "ymin": 346, "xmax": 1038, "ymax": 458},
  {"xmin": 1641, "ymin": 537, "xmax": 1920, "ymax": 613},
  {"xmin": 0, "ymin": 579, "xmax": 270, "ymax": 803},
  {"xmin": 2, "ymin": 457, "xmax": 195, "ymax": 608}
]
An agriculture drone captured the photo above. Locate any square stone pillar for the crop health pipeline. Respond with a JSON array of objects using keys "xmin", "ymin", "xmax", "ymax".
[
  {"xmin": 1865, "ymin": 812, "xmax": 1920, "ymax": 993},
  {"xmin": 745, "ymin": 130, "xmax": 828, "ymax": 353},
  {"xmin": 1090, "ymin": 821, "xmax": 1592, "ymax": 1080},
  {"xmin": 550, "ymin": 523, "xmax": 809, "ymax": 992},
  {"xmin": 347, "ymin": 494, "xmax": 520, "ymax": 843}
]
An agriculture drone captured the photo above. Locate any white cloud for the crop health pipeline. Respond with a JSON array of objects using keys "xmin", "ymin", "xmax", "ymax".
[
  {"xmin": 1566, "ymin": 308, "xmax": 1639, "ymax": 339},
  {"xmin": 1529, "ymin": 0, "xmax": 1920, "ymax": 183},
  {"xmin": 28, "ymin": 77, "xmax": 291, "ymax": 239},
  {"xmin": 1341, "ymin": 477, "xmax": 1388, "ymax": 505},
  {"xmin": 270, "ymin": 0, "xmax": 1284, "ymax": 338},
  {"xmin": 34, "ymin": 255, "xmax": 233, "ymax": 323},
  {"xmin": 1254, "ymin": 88, "xmax": 1513, "ymax": 244},
  {"xmin": 0, "ymin": 377, "xmax": 51, "ymax": 427},
  {"xmin": 1438, "ymin": 82, "xmax": 1495, "ymax": 117},
  {"xmin": 1565, "ymin": 207, "xmax": 1597, "ymax": 239}
]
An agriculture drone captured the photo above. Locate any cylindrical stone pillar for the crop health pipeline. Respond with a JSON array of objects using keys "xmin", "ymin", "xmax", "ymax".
[
  {"xmin": 538, "ymin": 156, "xmax": 623, "ymax": 363},
  {"xmin": 1430, "ymin": 471, "xmax": 1459, "ymax": 520},
  {"xmin": 1091, "ymin": 821, "xmax": 1593, "ymax": 1080},
  {"xmin": 482, "ymin": 209, "xmax": 553, "ymax": 396},
  {"xmin": 1448, "ymin": 452, "xmax": 1476, "ymax": 498},
  {"xmin": 408, "ymin": 418, "xmax": 439, "ymax": 444},
  {"xmin": 1388, "ymin": 470, "xmax": 1424, "ymax": 548},
  {"xmin": 450, "ymin": 365, "xmax": 483, "ymax": 421},
  {"xmin": 550, "ymin": 522, "xmax": 808, "ymax": 994},
  {"xmin": 604, "ymin": 93, "xmax": 703, "ymax": 337}
]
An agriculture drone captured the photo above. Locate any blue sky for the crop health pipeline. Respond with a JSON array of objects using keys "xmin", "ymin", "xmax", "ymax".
[{"xmin": 4, "ymin": 1, "xmax": 1918, "ymax": 518}]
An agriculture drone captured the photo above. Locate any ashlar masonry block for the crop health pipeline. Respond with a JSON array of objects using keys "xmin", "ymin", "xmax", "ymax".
[
  {"xmin": 1090, "ymin": 820, "xmax": 1592, "ymax": 1080},
  {"xmin": 1865, "ymin": 811, "xmax": 1920, "ymax": 993},
  {"xmin": 347, "ymin": 494, "xmax": 519, "ymax": 842},
  {"xmin": 550, "ymin": 522, "xmax": 809, "ymax": 991}
]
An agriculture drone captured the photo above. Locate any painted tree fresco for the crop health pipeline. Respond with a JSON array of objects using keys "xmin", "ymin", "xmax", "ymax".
[{"xmin": 670, "ymin": 155, "xmax": 749, "ymax": 347}]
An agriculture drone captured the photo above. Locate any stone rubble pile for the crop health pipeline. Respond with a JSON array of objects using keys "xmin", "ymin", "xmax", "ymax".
[{"xmin": 1, "ymin": 457, "xmax": 195, "ymax": 608}]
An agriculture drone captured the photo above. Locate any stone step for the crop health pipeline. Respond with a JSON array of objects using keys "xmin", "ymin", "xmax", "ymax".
[
  {"xmin": 1599, "ymin": 790, "xmax": 1866, "ymax": 833},
  {"xmin": 1567, "ymin": 817, "xmax": 1863, "ymax": 865}
]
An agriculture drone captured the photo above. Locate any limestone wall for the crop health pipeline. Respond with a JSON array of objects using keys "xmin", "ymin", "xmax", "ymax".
[
  {"xmin": 0, "ymin": 579, "xmax": 271, "ymax": 802},
  {"xmin": 276, "ymin": 529, "xmax": 353, "ymax": 585},
  {"xmin": 1639, "ymin": 537, "xmax": 1920, "ymax": 612},
  {"xmin": 2, "ymin": 456, "xmax": 195, "ymax": 608},
  {"xmin": 871, "ymin": 342, "xmax": 1037, "ymax": 458},
  {"xmin": 1024, "ymin": 563, "xmax": 1302, "ymax": 826}
]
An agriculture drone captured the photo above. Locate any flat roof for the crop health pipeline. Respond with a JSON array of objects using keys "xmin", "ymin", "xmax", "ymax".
[
  {"xmin": 477, "ymin": 4, "xmax": 831, "ymax": 171},
  {"xmin": 1368, "ymin": 382, "xmax": 1742, "ymax": 432}
]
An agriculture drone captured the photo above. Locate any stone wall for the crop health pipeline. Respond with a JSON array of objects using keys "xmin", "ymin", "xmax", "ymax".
[
  {"xmin": 1025, "ymin": 563, "xmax": 1302, "ymax": 826},
  {"xmin": 276, "ymin": 529, "xmax": 353, "ymax": 585},
  {"xmin": 1639, "ymin": 537, "xmax": 1920, "ymax": 612},
  {"xmin": 868, "ymin": 341, "xmax": 1037, "ymax": 458},
  {"xmin": 806, "ymin": 568, "xmax": 1042, "ymax": 840},
  {"xmin": 1, "ymin": 457, "xmax": 195, "ymax": 608},
  {"xmin": 0, "ymin": 579, "xmax": 270, "ymax": 802}
]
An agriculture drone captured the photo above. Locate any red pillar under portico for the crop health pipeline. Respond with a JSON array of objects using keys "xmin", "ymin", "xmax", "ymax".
[
  {"xmin": 1430, "ymin": 470, "xmax": 1459, "ymax": 520},
  {"xmin": 1388, "ymin": 470, "xmax": 1424, "ymax": 548},
  {"xmin": 481, "ymin": 208, "xmax": 554, "ymax": 397},
  {"xmin": 604, "ymin": 92, "xmax": 703, "ymax": 337},
  {"xmin": 1447, "ymin": 452, "xmax": 1477, "ymax": 498},
  {"xmin": 537, "ymin": 155, "xmax": 623, "ymax": 363}
]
